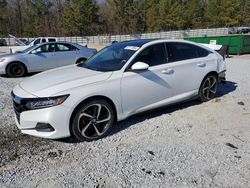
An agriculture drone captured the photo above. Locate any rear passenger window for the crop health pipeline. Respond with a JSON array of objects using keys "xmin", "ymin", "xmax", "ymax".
[
  {"xmin": 48, "ymin": 39, "xmax": 56, "ymax": 42},
  {"xmin": 167, "ymin": 42, "xmax": 210, "ymax": 62},
  {"xmin": 132, "ymin": 43, "xmax": 167, "ymax": 67},
  {"xmin": 196, "ymin": 46, "xmax": 210, "ymax": 57}
]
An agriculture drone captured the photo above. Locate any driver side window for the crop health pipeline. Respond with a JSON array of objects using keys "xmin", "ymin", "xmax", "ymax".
[{"xmin": 132, "ymin": 43, "xmax": 167, "ymax": 67}]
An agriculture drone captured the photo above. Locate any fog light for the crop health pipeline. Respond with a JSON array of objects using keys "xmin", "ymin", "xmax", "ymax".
[{"xmin": 35, "ymin": 123, "xmax": 55, "ymax": 132}]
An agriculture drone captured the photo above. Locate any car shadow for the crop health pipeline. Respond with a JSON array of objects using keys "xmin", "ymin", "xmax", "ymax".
[
  {"xmin": 217, "ymin": 81, "xmax": 238, "ymax": 97},
  {"xmin": 57, "ymin": 80, "xmax": 237, "ymax": 144}
]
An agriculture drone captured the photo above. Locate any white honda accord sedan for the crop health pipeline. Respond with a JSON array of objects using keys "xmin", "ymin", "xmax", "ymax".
[{"xmin": 12, "ymin": 39, "xmax": 226, "ymax": 141}]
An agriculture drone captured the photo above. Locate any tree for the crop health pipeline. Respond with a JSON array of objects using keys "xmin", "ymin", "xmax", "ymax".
[
  {"xmin": 238, "ymin": 0, "xmax": 250, "ymax": 26},
  {"xmin": 182, "ymin": 0, "xmax": 205, "ymax": 29},
  {"xmin": 0, "ymin": 0, "xmax": 8, "ymax": 36},
  {"xmin": 22, "ymin": 0, "xmax": 53, "ymax": 36},
  {"xmin": 60, "ymin": 0, "xmax": 99, "ymax": 36},
  {"xmin": 204, "ymin": 0, "xmax": 240, "ymax": 27},
  {"xmin": 147, "ymin": 0, "xmax": 183, "ymax": 31}
]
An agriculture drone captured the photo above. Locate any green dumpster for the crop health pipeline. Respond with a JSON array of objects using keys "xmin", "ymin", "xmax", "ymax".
[{"xmin": 184, "ymin": 35, "xmax": 250, "ymax": 55}]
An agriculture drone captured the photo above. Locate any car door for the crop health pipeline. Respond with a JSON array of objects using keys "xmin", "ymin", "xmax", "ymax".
[
  {"xmin": 165, "ymin": 42, "xmax": 211, "ymax": 96},
  {"xmin": 27, "ymin": 43, "xmax": 58, "ymax": 72},
  {"xmin": 55, "ymin": 43, "xmax": 79, "ymax": 66},
  {"xmin": 121, "ymin": 43, "xmax": 175, "ymax": 116}
]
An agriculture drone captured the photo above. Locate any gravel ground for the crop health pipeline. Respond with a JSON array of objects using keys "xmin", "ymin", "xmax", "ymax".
[{"xmin": 0, "ymin": 55, "xmax": 250, "ymax": 188}]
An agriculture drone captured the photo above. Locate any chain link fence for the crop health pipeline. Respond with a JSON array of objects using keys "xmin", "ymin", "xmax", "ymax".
[{"xmin": 2, "ymin": 27, "xmax": 232, "ymax": 46}]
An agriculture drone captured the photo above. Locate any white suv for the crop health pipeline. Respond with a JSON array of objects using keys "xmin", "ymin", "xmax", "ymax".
[{"xmin": 12, "ymin": 39, "xmax": 226, "ymax": 141}]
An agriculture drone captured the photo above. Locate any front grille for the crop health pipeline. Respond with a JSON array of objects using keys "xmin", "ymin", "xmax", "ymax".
[{"xmin": 11, "ymin": 92, "xmax": 28, "ymax": 124}]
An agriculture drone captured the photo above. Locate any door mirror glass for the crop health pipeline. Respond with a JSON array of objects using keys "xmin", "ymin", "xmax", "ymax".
[{"xmin": 131, "ymin": 62, "xmax": 149, "ymax": 71}]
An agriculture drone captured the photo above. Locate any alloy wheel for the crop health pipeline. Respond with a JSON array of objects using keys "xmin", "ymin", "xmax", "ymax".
[
  {"xmin": 202, "ymin": 76, "xmax": 218, "ymax": 100},
  {"xmin": 77, "ymin": 103, "xmax": 112, "ymax": 139}
]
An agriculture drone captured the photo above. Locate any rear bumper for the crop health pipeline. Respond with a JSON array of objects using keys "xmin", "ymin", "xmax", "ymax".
[{"xmin": 218, "ymin": 70, "xmax": 226, "ymax": 84}]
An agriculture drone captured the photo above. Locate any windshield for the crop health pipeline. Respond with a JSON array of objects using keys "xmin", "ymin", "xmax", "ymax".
[
  {"xmin": 78, "ymin": 42, "xmax": 146, "ymax": 71},
  {"xmin": 21, "ymin": 45, "xmax": 38, "ymax": 53}
]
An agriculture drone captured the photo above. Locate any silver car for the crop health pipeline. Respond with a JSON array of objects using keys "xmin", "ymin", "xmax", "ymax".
[{"xmin": 0, "ymin": 42, "xmax": 97, "ymax": 77}]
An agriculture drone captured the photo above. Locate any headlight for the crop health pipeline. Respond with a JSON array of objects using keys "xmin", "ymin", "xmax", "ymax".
[
  {"xmin": 0, "ymin": 59, "xmax": 5, "ymax": 63},
  {"xmin": 25, "ymin": 95, "xmax": 69, "ymax": 110}
]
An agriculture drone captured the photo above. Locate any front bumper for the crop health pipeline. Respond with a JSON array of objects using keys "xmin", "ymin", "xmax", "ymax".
[
  {"xmin": 14, "ymin": 105, "xmax": 71, "ymax": 139},
  {"xmin": 218, "ymin": 70, "xmax": 226, "ymax": 84},
  {"xmin": 12, "ymin": 87, "xmax": 72, "ymax": 139},
  {"xmin": 0, "ymin": 63, "xmax": 6, "ymax": 75}
]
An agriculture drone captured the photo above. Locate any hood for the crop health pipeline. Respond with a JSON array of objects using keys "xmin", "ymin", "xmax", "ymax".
[
  {"xmin": 19, "ymin": 65, "xmax": 113, "ymax": 97},
  {"xmin": 0, "ymin": 53, "xmax": 25, "ymax": 59}
]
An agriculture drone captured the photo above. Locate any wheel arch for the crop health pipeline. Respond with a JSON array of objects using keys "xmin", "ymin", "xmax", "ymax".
[
  {"xmin": 198, "ymin": 71, "xmax": 219, "ymax": 100},
  {"xmin": 6, "ymin": 61, "xmax": 28, "ymax": 73},
  {"xmin": 69, "ymin": 95, "xmax": 118, "ymax": 135},
  {"xmin": 200, "ymin": 71, "xmax": 218, "ymax": 86}
]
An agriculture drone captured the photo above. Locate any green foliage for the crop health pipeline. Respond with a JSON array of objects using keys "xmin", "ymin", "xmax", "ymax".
[
  {"xmin": 238, "ymin": 0, "xmax": 250, "ymax": 25},
  {"xmin": 108, "ymin": 0, "xmax": 146, "ymax": 33},
  {"xmin": 23, "ymin": 0, "xmax": 53, "ymax": 36},
  {"xmin": 60, "ymin": 0, "xmax": 99, "ymax": 36},
  {"xmin": 204, "ymin": 0, "xmax": 240, "ymax": 27},
  {"xmin": 1, "ymin": 0, "xmax": 250, "ymax": 36},
  {"xmin": 182, "ymin": 0, "xmax": 205, "ymax": 29}
]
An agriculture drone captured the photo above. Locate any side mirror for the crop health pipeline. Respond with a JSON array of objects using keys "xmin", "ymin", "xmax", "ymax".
[
  {"xmin": 31, "ymin": 50, "xmax": 37, "ymax": 54},
  {"xmin": 131, "ymin": 62, "xmax": 149, "ymax": 71}
]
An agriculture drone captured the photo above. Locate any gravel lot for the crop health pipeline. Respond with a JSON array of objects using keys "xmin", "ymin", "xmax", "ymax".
[{"xmin": 0, "ymin": 55, "xmax": 249, "ymax": 188}]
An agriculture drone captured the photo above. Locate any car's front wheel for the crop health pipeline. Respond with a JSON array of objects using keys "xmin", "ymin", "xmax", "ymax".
[
  {"xmin": 71, "ymin": 99, "xmax": 115, "ymax": 142},
  {"xmin": 6, "ymin": 62, "xmax": 27, "ymax": 77},
  {"xmin": 199, "ymin": 74, "xmax": 218, "ymax": 102}
]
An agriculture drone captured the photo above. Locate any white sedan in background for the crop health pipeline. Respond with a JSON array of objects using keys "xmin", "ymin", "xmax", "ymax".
[
  {"xmin": 0, "ymin": 42, "xmax": 97, "ymax": 77},
  {"xmin": 12, "ymin": 39, "xmax": 226, "ymax": 141}
]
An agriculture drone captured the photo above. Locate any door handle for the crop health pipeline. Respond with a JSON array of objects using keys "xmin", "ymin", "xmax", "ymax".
[
  {"xmin": 197, "ymin": 63, "xmax": 206, "ymax": 67},
  {"xmin": 161, "ymin": 68, "xmax": 174, "ymax": 75}
]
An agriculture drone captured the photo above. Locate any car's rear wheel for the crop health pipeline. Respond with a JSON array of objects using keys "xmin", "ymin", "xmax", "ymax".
[
  {"xmin": 71, "ymin": 99, "xmax": 115, "ymax": 142},
  {"xmin": 199, "ymin": 74, "xmax": 218, "ymax": 102},
  {"xmin": 6, "ymin": 62, "xmax": 27, "ymax": 77}
]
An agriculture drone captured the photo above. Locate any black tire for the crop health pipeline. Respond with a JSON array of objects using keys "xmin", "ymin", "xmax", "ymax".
[
  {"xmin": 199, "ymin": 74, "xmax": 218, "ymax": 102},
  {"xmin": 6, "ymin": 62, "xmax": 27, "ymax": 77},
  {"xmin": 76, "ymin": 58, "xmax": 87, "ymax": 64},
  {"xmin": 71, "ymin": 99, "xmax": 115, "ymax": 142}
]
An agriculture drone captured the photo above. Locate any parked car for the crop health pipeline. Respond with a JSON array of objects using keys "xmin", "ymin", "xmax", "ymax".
[
  {"xmin": 0, "ymin": 39, "xmax": 7, "ymax": 46},
  {"xmin": 16, "ymin": 38, "xmax": 30, "ymax": 46},
  {"xmin": 0, "ymin": 42, "xmax": 97, "ymax": 77},
  {"xmin": 228, "ymin": 27, "xmax": 238, "ymax": 34},
  {"xmin": 12, "ymin": 39, "xmax": 226, "ymax": 141},
  {"xmin": 237, "ymin": 28, "xmax": 250, "ymax": 34}
]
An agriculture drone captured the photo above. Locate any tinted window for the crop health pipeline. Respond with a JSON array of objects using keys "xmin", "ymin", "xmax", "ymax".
[
  {"xmin": 42, "ymin": 39, "xmax": 46, "ymax": 43},
  {"xmin": 48, "ymin": 39, "xmax": 56, "ymax": 42},
  {"xmin": 197, "ymin": 46, "xmax": 210, "ymax": 57},
  {"xmin": 168, "ymin": 42, "xmax": 210, "ymax": 62},
  {"xmin": 132, "ymin": 43, "xmax": 167, "ymax": 67},
  {"xmin": 35, "ymin": 44, "xmax": 56, "ymax": 53},
  {"xmin": 34, "ymin": 39, "xmax": 40, "ymax": 45}
]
